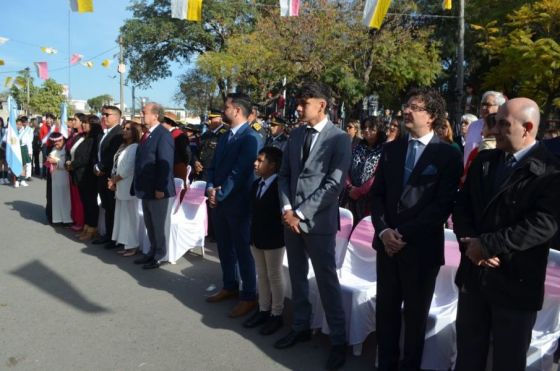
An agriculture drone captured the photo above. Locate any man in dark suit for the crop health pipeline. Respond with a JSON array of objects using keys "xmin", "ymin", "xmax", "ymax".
[
  {"xmin": 370, "ymin": 88, "xmax": 463, "ymax": 371},
  {"xmin": 205, "ymin": 93, "xmax": 263, "ymax": 318},
  {"xmin": 133, "ymin": 102, "xmax": 175, "ymax": 269},
  {"xmin": 93, "ymin": 105, "xmax": 123, "ymax": 248},
  {"xmin": 453, "ymin": 98, "xmax": 560, "ymax": 370},
  {"xmin": 276, "ymin": 81, "xmax": 351, "ymax": 370}
]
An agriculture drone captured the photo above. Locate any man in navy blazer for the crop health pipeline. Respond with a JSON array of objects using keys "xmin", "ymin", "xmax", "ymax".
[
  {"xmin": 133, "ymin": 102, "xmax": 175, "ymax": 269},
  {"xmin": 205, "ymin": 93, "xmax": 263, "ymax": 318},
  {"xmin": 370, "ymin": 88, "xmax": 463, "ymax": 370}
]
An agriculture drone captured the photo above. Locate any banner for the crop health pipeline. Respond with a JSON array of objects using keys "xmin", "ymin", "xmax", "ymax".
[
  {"xmin": 40, "ymin": 47, "xmax": 58, "ymax": 55},
  {"xmin": 443, "ymin": 0, "xmax": 452, "ymax": 10},
  {"xmin": 60, "ymin": 102, "xmax": 69, "ymax": 139},
  {"xmin": 70, "ymin": 0, "xmax": 94, "ymax": 13},
  {"xmin": 6, "ymin": 96, "xmax": 23, "ymax": 177},
  {"xmin": 280, "ymin": 0, "xmax": 300, "ymax": 17},
  {"xmin": 171, "ymin": 0, "xmax": 203, "ymax": 22},
  {"xmin": 34, "ymin": 62, "xmax": 49, "ymax": 80},
  {"xmin": 362, "ymin": 0, "xmax": 392, "ymax": 29},
  {"xmin": 82, "ymin": 61, "xmax": 94, "ymax": 68},
  {"xmin": 70, "ymin": 53, "xmax": 83, "ymax": 65}
]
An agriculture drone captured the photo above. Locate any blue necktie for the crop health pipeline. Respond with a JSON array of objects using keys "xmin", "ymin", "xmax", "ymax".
[{"xmin": 403, "ymin": 140, "xmax": 419, "ymax": 186}]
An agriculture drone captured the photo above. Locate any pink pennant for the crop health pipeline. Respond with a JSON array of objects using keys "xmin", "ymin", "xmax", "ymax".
[
  {"xmin": 70, "ymin": 53, "xmax": 83, "ymax": 65},
  {"xmin": 34, "ymin": 61, "xmax": 49, "ymax": 80},
  {"xmin": 291, "ymin": 0, "xmax": 300, "ymax": 16}
]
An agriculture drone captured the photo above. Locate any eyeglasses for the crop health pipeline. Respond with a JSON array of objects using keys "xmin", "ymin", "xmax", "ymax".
[
  {"xmin": 403, "ymin": 103, "xmax": 427, "ymax": 112},
  {"xmin": 101, "ymin": 113, "xmax": 114, "ymax": 117}
]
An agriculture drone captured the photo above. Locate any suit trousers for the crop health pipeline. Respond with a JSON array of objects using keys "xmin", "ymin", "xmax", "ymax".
[
  {"xmin": 284, "ymin": 229, "xmax": 347, "ymax": 345},
  {"xmin": 376, "ymin": 248, "xmax": 439, "ymax": 371},
  {"xmin": 97, "ymin": 176, "xmax": 116, "ymax": 239},
  {"xmin": 213, "ymin": 208, "xmax": 256, "ymax": 301},
  {"xmin": 141, "ymin": 197, "xmax": 173, "ymax": 261},
  {"xmin": 250, "ymin": 246, "xmax": 285, "ymax": 315},
  {"xmin": 455, "ymin": 289, "xmax": 536, "ymax": 371}
]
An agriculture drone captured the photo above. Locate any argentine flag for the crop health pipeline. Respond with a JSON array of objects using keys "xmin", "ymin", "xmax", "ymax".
[
  {"xmin": 60, "ymin": 102, "xmax": 69, "ymax": 138},
  {"xmin": 6, "ymin": 96, "xmax": 23, "ymax": 177}
]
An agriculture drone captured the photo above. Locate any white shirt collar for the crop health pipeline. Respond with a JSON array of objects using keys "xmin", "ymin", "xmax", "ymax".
[
  {"xmin": 230, "ymin": 122, "xmax": 247, "ymax": 136},
  {"xmin": 409, "ymin": 130, "xmax": 434, "ymax": 146},
  {"xmin": 259, "ymin": 173, "xmax": 278, "ymax": 186},
  {"xmin": 307, "ymin": 117, "xmax": 328, "ymax": 132},
  {"xmin": 149, "ymin": 123, "xmax": 160, "ymax": 133},
  {"xmin": 511, "ymin": 141, "xmax": 537, "ymax": 162}
]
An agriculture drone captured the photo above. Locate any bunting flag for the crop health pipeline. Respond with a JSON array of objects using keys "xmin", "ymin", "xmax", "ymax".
[
  {"xmin": 362, "ymin": 0, "xmax": 392, "ymax": 29},
  {"xmin": 82, "ymin": 61, "xmax": 94, "ymax": 68},
  {"xmin": 34, "ymin": 62, "xmax": 49, "ymax": 80},
  {"xmin": 60, "ymin": 102, "xmax": 69, "ymax": 139},
  {"xmin": 4, "ymin": 76, "xmax": 14, "ymax": 88},
  {"xmin": 280, "ymin": 0, "xmax": 300, "ymax": 17},
  {"xmin": 171, "ymin": 0, "xmax": 203, "ymax": 22},
  {"xmin": 0, "ymin": 59, "xmax": 4, "ymax": 66},
  {"xmin": 0, "ymin": 37, "xmax": 8, "ymax": 45},
  {"xmin": 70, "ymin": 0, "xmax": 94, "ymax": 13},
  {"xmin": 443, "ymin": 0, "xmax": 452, "ymax": 10},
  {"xmin": 6, "ymin": 96, "xmax": 23, "ymax": 177},
  {"xmin": 70, "ymin": 53, "xmax": 83, "ymax": 65},
  {"xmin": 101, "ymin": 59, "xmax": 111, "ymax": 68},
  {"xmin": 40, "ymin": 47, "xmax": 58, "ymax": 55},
  {"xmin": 15, "ymin": 76, "xmax": 27, "ymax": 88}
]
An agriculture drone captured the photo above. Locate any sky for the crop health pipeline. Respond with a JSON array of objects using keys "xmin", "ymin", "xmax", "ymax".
[{"xmin": 0, "ymin": 0, "xmax": 185, "ymax": 108}]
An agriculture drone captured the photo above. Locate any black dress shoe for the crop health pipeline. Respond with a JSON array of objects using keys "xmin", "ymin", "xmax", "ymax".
[
  {"xmin": 259, "ymin": 315, "xmax": 283, "ymax": 335},
  {"xmin": 274, "ymin": 329, "xmax": 312, "ymax": 349},
  {"xmin": 243, "ymin": 310, "xmax": 270, "ymax": 328},
  {"xmin": 92, "ymin": 237, "xmax": 111, "ymax": 245},
  {"xmin": 326, "ymin": 344, "xmax": 347, "ymax": 370},
  {"xmin": 142, "ymin": 260, "xmax": 160, "ymax": 269},
  {"xmin": 134, "ymin": 255, "xmax": 153, "ymax": 264}
]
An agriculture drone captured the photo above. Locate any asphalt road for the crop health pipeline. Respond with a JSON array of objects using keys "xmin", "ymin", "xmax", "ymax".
[{"xmin": 0, "ymin": 178, "xmax": 375, "ymax": 371}]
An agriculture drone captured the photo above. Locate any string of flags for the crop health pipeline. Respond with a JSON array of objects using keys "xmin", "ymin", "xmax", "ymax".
[
  {"xmin": 70, "ymin": 0, "xmax": 94, "ymax": 13},
  {"xmin": 171, "ymin": 0, "xmax": 203, "ymax": 22},
  {"xmin": 34, "ymin": 61, "xmax": 49, "ymax": 80},
  {"xmin": 280, "ymin": 0, "xmax": 300, "ymax": 17},
  {"xmin": 41, "ymin": 47, "xmax": 58, "ymax": 55}
]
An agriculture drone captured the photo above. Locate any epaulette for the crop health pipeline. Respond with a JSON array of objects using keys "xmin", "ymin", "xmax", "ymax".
[
  {"xmin": 218, "ymin": 127, "xmax": 229, "ymax": 134},
  {"xmin": 252, "ymin": 122, "xmax": 262, "ymax": 131}
]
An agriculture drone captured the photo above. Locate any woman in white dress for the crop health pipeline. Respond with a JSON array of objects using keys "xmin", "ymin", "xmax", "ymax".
[
  {"xmin": 46, "ymin": 132, "xmax": 72, "ymax": 224},
  {"xmin": 108, "ymin": 121, "xmax": 140, "ymax": 257}
]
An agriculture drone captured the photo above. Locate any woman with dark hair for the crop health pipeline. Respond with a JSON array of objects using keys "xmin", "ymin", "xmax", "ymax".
[
  {"xmin": 109, "ymin": 121, "xmax": 141, "ymax": 256},
  {"xmin": 66, "ymin": 115, "xmax": 85, "ymax": 231},
  {"xmin": 386, "ymin": 118, "xmax": 405, "ymax": 142},
  {"xmin": 343, "ymin": 117, "xmax": 386, "ymax": 222},
  {"xmin": 435, "ymin": 119, "xmax": 461, "ymax": 152},
  {"xmin": 66, "ymin": 114, "xmax": 102, "ymax": 241}
]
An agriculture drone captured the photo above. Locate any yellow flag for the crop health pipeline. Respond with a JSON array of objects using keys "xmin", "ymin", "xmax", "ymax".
[
  {"xmin": 41, "ymin": 47, "xmax": 58, "ymax": 54},
  {"xmin": 362, "ymin": 0, "xmax": 392, "ymax": 30},
  {"xmin": 443, "ymin": 0, "xmax": 452, "ymax": 10},
  {"xmin": 171, "ymin": 0, "xmax": 203, "ymax": 22},
  {"xmin": 70, "ymin": 0, "xmax": 94, "ymax": 13},
  {"xmin": 0, "ymin": 59, "xmax": 4, "ymax": 66},
  {"xmin": 4, "ymin": 76, "xmax": 13, "ymax": 88},
  {"xmin": 101, "ymin": 59, "xmax": 111, "ymax": 68}
]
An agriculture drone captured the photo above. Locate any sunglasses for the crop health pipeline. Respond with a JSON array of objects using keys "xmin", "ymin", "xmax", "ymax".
[{"xmin": 101, "ymin": 113, "xmax": 114, "ymax": 117}]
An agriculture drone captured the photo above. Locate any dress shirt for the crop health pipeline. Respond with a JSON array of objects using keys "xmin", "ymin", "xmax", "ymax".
[
  {"xmin": 257, "ymin": 174, "xmax": 277, "ymax": 199},
  {"xmin": 95, "ymin": 124, "xmax": 119, "ymax": 172},
  {"xmin": 407, "ymin": 130, "xmax": 434, "ymax": 167},
  {"xmin": 229, "ymin": 122, "xmax": 247, "ymax": 137},
  {"xmin": 511, "ymin": 141, "xmax": 537, "ymax": 163}
]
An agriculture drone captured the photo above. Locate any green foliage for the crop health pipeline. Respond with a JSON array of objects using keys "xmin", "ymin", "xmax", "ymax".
[
  {"xmin": 174, "ymin": 70, "xmax": 219, "ymax": 115},
  {"xmin": 9, "ymin": 68, "xmax": 37, "ymax": 111},
  {"xmin": 29, "ymin": 79, "xmax": 66, "ymax": 116},
  {"xmin": 87, "ymin": 94, "xmax": 114, "ymax": 113}
]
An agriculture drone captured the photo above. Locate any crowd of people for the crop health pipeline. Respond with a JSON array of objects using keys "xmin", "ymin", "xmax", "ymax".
[{"xmin": 2, "ymin": 80, "xmax": 560, "ymax": 370}]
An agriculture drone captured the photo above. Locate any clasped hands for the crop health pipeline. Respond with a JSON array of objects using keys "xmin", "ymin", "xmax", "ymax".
[
  {"xmin": 282, "ymin": 210, "xmax": 301, "ymax": 234},
  {"xmin": 460, "ymin": 237, "xmax": 500, "ymax": 268},
  {"xmin": 207, "ymin": 187, "xmax": 221, "ymax": 208},
  {"xmin": 381, "ymin": 229, "xmax": 406, "ymax": 257}
]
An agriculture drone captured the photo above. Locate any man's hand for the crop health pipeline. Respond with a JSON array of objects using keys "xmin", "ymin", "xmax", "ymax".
[
  {"xmin": 282, "ymin": 210, "xmax": 301, "ymax": 234},
  {"xmin": 207, "ymin": 186, "xmax": 220, "ymax": 208},
  {"xmin": 107, "ymin": 179, "xmax": 116, "ymax": 191},
  {"xmin": 155, "ymin": 191, "xmax": 165, "ymax": 200},
  {"xmin": 381, "ymin": 229, "xmax": 406, "ymax": 256},
  {"xmin": 348, "ymin": 187, "xmax": 360, "ymax": 200},
  {"xmin": 194, "ymin": 161, "xmax": 203, "ymax": 174},
  {"xmin": 461, "ymin": 237, "xmax": 500, "ymax": 268}
]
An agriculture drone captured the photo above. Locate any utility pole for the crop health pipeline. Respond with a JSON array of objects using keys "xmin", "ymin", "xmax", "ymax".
[
  {"xmin": 455, "ymin": 0, "xmax": 465, "ymax": 131},
  {"xmin": 118, "ymin": 37, "xmax": 125, "ymax": 114},
  {"xmin": 25, "ymin": 67, "xmax": 30, "ymax": 115},
  {"xmin": 131, "ymin": 85, "xmax": 136, "ymax": 119}
]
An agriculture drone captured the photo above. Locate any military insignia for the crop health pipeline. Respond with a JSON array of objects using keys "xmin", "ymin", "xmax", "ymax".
[{"xmin": 252, "ymin": 122, "xmax": 262, "ymax": 131}]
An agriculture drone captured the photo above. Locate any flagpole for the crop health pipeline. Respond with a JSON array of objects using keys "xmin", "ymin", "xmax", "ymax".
[{"xmin": 68, "ymin": 9, "xmax": 72, "ymax": 100}]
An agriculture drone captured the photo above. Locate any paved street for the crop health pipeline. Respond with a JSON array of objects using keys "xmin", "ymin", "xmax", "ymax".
[{"xmin": 0, "ymin": 179, "xmax": 375, "ymax": 371}]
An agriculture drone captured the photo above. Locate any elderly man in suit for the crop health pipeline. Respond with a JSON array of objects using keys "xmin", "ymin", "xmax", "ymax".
[
  {"xmin": 370, "ymin": 88, "xmax": 463, "ymax": 371},
  {"xmin": 276, "ymin": 81, "xmax": 351, "ymax": 370},
  {"xmin": 453, "ymin": 98, "xmax": 560, "ymax": 370},
  {"xmin": 133, "ymin": 102, "xmax": 175, "ymax": 269},
  {"xmin": 205, "ymin": 93, "xmax": 263, "ymax": 318},
  {"xmin": 92, "ymin": 105, "xmax": 123, "ymax": 248}
]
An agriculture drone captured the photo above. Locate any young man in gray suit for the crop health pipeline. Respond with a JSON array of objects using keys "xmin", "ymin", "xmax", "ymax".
[{"xmin": 276, "ymin": 81, "xmax": 351, "ymax": 370}]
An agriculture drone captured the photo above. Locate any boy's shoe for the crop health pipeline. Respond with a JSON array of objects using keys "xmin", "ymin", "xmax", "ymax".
[
  {"xmin": 14, "ymin": 181, "xmax": 20, "ymax": 188},
  {"xmin": 20, "ymin": 180, "xmax": 29, "ymax": 187}
]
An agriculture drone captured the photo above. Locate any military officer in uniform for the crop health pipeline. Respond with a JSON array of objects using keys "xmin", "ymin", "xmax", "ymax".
[
  {"xmin": 194, "ymin": 109, "xmax": 228, "ymax": 181},
  {"xmin": 265, "ymin": 116, "xmax": 288, "ymax": 152},
  {"xmin": 248, "ymin": 105, "xmax": 267, "ymax": 141}
]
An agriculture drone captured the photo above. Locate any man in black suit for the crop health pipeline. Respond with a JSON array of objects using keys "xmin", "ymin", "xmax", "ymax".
[
  {"xmin": 370, "ymin": 88, "xmax": 463, "ymax": 371},
  {"xmin": 93, "ymin": 105, "xmax": 123, "ymax": 248},
  {"xmin": 453, "ymin": 98, "xmax": 560, "ymax": 370}
]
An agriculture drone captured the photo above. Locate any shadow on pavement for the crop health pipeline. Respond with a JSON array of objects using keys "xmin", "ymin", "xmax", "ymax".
[
  {"xmin": 10, "ymin": 260, "xmax": 110, "ymax": 314},
  {"xmin": 4, "ymin": 200, "xmax": 49, "ymax": 225}
]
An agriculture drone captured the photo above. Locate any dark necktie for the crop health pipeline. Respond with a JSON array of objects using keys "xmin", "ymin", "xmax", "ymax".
[
  {"xmin": 140, "ymin": 132, "xmax": 149, "ymax": 145},
  {"xmin": 494, "ymin": 153, "xmax": 517, "ymax": 192},
  {"xmin": 302, "ymin": 127, "xmax": 316, "ymax": 163},
  {"xmin": 403, "ymin": 140, "xmax": 420, "ymax": 186},
  {"xmin": 257, "ymin": 180, "xmax": 266, "ymax": 199}
]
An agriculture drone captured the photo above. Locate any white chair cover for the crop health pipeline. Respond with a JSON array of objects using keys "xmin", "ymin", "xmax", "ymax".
[
  {"xmin": 527, "ymin": 249, "xmax": 560, "ymax": 371},
  {"xmin": 97, "ymin": 195, "xmax": 106, "ymax": 237}
]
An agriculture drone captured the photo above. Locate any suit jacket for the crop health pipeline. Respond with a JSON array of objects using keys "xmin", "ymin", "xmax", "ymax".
[
  {"xmin": 278, "ymin": 121, "xmax": 351, "ymax": 234},
  {"xmin": 453, "ymin": 143, "xmax": 560, "ymax": 310},
  {"xmin": 206, "ymin": 123, "xmax": 262, "ymax": 217},
  {"xmin": 133, "ymin": 124, "xmax": 175, "ymax": 199},
  {"xmin": 370, "ymin": 135, "xmax": 463, "ymax": 267},
  {"xmin": 69, "ymin": 135, "xmax": 97, "ymax": 185},
  {"xmin": 250, "ymin": 177, "xmax": 284, "ymax": 249},
  {"xmin": 96, "ymin": 125, "xmax": 123, "ymax": 174}
]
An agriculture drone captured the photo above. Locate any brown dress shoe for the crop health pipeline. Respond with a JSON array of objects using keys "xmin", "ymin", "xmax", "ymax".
[
  {"xmin": 205, "ymin": 289, "xmax": 239, "ymax": 303},
  {"xmin": 229, "ymin": 300, "xmax": 257, "ymax": 318}
]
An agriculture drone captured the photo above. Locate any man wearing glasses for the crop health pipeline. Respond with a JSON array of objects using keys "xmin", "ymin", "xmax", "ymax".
[{"xmin": 92, "ymin": 105, "xmax": 123, "ymax": 248}]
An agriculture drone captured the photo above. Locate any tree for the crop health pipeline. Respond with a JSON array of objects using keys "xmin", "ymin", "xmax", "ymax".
[
  {"xmin": 9, "ymin": 68, "xmax": 37, "ymax": 112},
  {"xmin": 472, "ymin": 0, "xmax": 560, "ymax": 118},
  {"xmin": 87, "ymin": 94, "xmax": 113, "ymax": 113},
  {"xmin": 174, "ymin": 70, "xmax": 219, "ymax": 115},
  {"xmin": 29, "ymin": 79, "xmax": 65, "ymax": 116}
]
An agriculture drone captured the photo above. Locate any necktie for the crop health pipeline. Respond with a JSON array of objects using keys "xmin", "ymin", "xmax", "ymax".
[
  {"xmin": 302, "ymin": 127, "xmax": 316, "ymax": 163},
  {"xmin": 257, "ymin": 180, "xmax": 266, "ymax": 199},
  {"xmin": 403, "ymin": 140, "xmax": 419, "ymax": 186},
  {"xmin": 140, "ymin": 132, "xmax": 149, "ymax": 145},
  {"xmin": 228, "ymin": 131, "xmax": 234, "ymax": 142},
  {"xmin": 494, "ymin": 153, "xmax": 517, "ymax": 192}
]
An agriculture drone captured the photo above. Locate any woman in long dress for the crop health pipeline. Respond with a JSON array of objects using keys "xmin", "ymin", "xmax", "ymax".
[
  {"xmin": 66, "ymin": 114, "xmax": 85, "ymax": 231},
  {"xmin": 46, "ymin": 132, "xmax": 72, "ymax": 224},
  {"xmin": 109, "ymin": 121, "xmax": 140, "ymax": 257}
]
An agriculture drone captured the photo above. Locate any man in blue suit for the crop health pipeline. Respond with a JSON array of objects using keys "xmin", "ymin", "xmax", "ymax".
[
  {"xmin": 205, "ymin": 93, "xmax": 263, "ymax": 318},
  {"xmin": 133, "ymin": 102, "xmax": 176, "ymax": 269}
]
